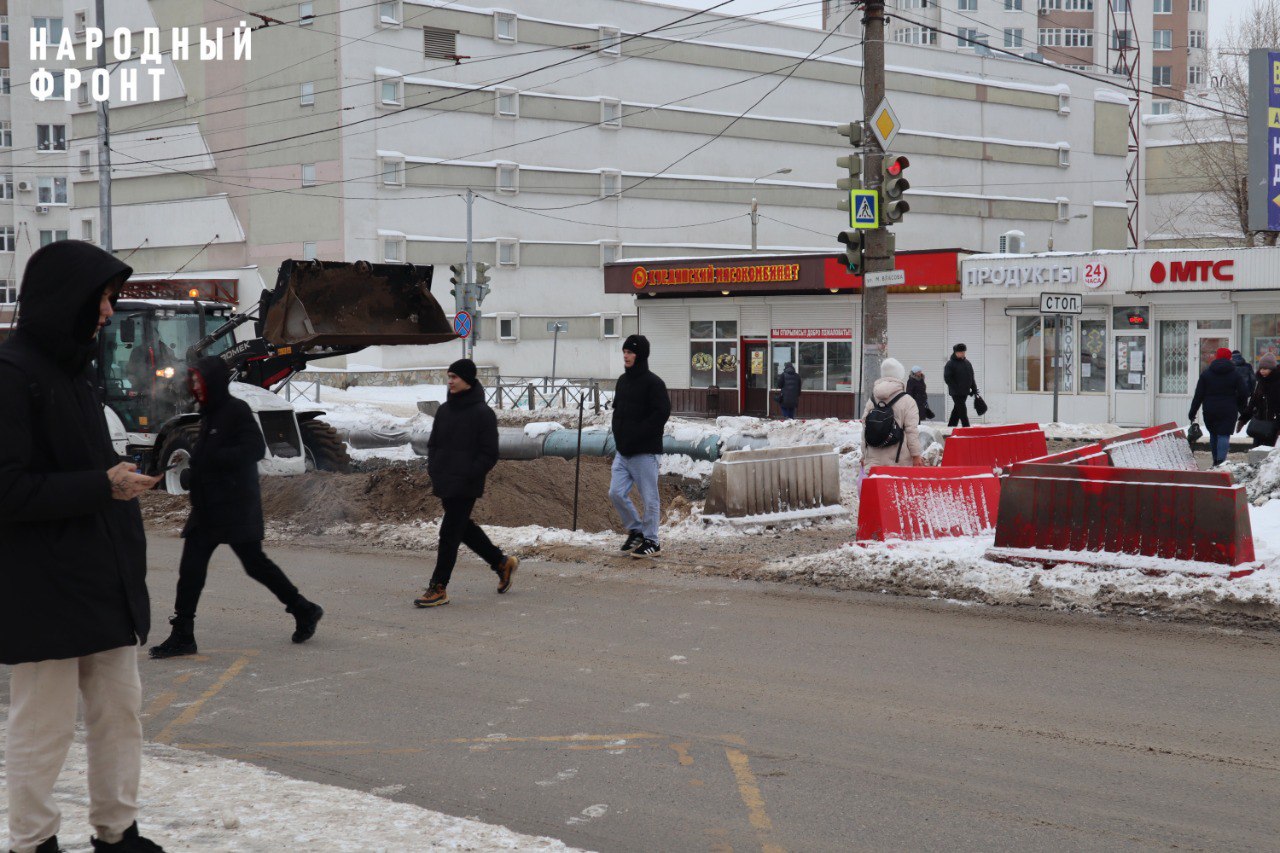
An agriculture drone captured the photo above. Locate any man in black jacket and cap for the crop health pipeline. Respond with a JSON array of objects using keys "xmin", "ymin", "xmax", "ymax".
[
  {"xmin": 0, "ymin": 241, "xmax": 167, "ymax": 853},
  {"xmin": 414, "ymin": 358, "xmax": 519, "ymax": 608},
  {"xmin": 610, "ymin": 334, "xmax": 671, "ymax": 559},
  {"xmin": 149, "ymin": 355, "xmax": 323, "ymax": 658},
  {"xmin": 943, "ymin": 343, "xmax": 979, "ymax": 428}
]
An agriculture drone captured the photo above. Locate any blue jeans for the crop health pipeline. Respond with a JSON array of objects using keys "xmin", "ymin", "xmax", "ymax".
[
  {"xmin": 780, "ymin": 406, "xmax": 796, "ymax": 419},
  {"xmin": 1210, "ymin": 432, "xmax": 1230, "ymax": 466},
  {"xmin": 609, "ymin": 453, "xmax": 660, "ymax": 543}
]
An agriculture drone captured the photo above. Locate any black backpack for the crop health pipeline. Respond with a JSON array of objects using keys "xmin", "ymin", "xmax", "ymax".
[{"xmin": 865, "ymin": 391, "xmax": 907, "ymax": 449}]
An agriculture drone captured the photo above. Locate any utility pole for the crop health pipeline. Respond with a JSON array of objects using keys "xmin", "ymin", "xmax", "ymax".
[
  {"xmin": 463, "ymin": 188, "xmax": 474, "ymax": 359},
  {"xmin": 859, "ymin": 0, "xmax": 889, "ymax": 403},
  {"xmin": 95, "ymin": 0, "xmax": 112, "ymax": 251},
  {"xmin": 750, "ymin": 197, "xmax": 759, "ymax": 253}
]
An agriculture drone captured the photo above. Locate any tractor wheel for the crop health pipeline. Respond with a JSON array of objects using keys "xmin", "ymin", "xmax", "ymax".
[
  {"xmin": 158, "ymin": 424, "xmax": 201, "ymax": 495},
  {"xmin": 299, "ymin": 418, "xmax": 352, "ymax": 473}
]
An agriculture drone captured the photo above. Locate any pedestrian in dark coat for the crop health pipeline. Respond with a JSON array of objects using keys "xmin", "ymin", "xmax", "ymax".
[
  {"xmin": 906, "ymin": 366, "xmax": 933, "ymax": 420},
  {"xmin": 150, "ymin": 356, "xmax": 322, "ymax": 658},
  {"xmin": 609, "ymin": 334, "xmax": 672, "ymax": 559},
  {"xmin": 943, "ymin": 343, "xmax": 978, "ymax": 427},
  {"xmin": 1189, "ymin": 347, "xmax": 1249, "ymax": 466},
  {"xmin": 1232, "ymin": 350, "xmax": 1256, "ymax": 399},
  {"xmin": 415, "ymin": 358, "xmax": 518, "ymax": 608},
  {"xmin": 1239, "ymin": 353, "xmax": 1280, "ymax": 448},
  {"xmin": 0, "ymin": 240, "xmax": 168, "ymax": 852},
  {"xmin": 777, "ymin": 362, "xmax": 802, "ymax": 419}
]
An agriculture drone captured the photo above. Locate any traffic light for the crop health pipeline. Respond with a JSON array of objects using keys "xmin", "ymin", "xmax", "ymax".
[
  {"xmin": 881, "ymin": 155, "xmax": 910, "ymax": 224},
  {"xmin": 837, "ymin": 229, "xmax": 865, "ymax": 276},
  {"xmin": 836, "ymin": 121, "xmax": 865, "ymax": 147},
  {"xmin": 448, "ymin": 262, "xmax": 464, "ymax": 303},
  {"xmin": 836, "ymin": 154, "xmax": 862, "ymax": 192},
  {"xmin": 473, "ymin": 262, "xmax": 492, "ymax": 307}
]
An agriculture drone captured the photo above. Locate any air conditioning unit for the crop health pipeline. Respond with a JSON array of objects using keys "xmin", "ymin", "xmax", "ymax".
[
  {"xmin": 36, "ymin": 205, "xmax": 50, "ymax": 215},
  {"xmin": 16, "ymin": 181, "xmax": 32, "ymax": 192},
  {"xmin": 999, "ymin": 230, "xmax": 1025, "ymax": 254}
]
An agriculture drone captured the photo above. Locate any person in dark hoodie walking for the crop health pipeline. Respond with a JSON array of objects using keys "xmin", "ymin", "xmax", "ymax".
[
  {"xmin": 906, "ymin": 366, "xmax": 933, "ymax": 420},
  {"xmin": 0, "ymin": 241, "xmax": 167, "ymax": 853},
  {"xmin": 776, "ymin": 362, "xmax": 802, "ymax": 419},
  {"xmin": 1190, "ymin": 347, "xmax": 1249, "ymax": 466},
  {"xmin": 1239, "ymin": 353, "xmax": 1280, "ymax": 448},
  {"xmin": 149, "ymin": 356, "xmax": 323, "ymax": 658},
  {"xmin": 1231, "ymin": 350, "xmax": 1256, "ymax": 399},
  {"xmin": 943, "ymin": 343, "xmax": 979, "ymax": 427},
  {"xmin": 414, "ymin": 358, "xmax": 519, "ymax": 608},
  {"xmin": 610, "ymin": 334, "xmax": 671, "ymax": 559}
]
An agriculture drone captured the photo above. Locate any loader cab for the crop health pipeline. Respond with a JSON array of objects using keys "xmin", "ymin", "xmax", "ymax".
[{"xmin": 97, "ymin": 300, "xmax": 234, "ymax": 433}]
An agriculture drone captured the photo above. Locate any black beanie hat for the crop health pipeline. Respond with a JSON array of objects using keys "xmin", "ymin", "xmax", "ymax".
[
  {"xmin": 953, "ymin": 343, "xmax": 967, "ymax": 353},
  {"xmin": 622, "ymin": 334, "xmax": 650, "ymax": 360},
  {"xmin": 448, "ymin": 358, "xmax": 478, "ymax": 385}
]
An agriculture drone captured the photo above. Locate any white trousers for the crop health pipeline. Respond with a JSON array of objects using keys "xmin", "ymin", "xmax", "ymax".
[{"xmin": 6, "ymin": 645, "xmax": 142, "ymax": 853}]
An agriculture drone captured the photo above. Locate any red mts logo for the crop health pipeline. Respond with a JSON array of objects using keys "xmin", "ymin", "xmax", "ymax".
[{"xmin": 1149, "ymin": 260, "xmax": 1234, "ymax": 284}]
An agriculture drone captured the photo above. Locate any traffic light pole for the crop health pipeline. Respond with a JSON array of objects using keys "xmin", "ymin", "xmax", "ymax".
[
  {"xmin": 464, "ymin": 188, "xmax": 474, "ymax": 359},
  {"xmin": 860, "ymin": 0, "xmax": 889, "ymax": 407}
]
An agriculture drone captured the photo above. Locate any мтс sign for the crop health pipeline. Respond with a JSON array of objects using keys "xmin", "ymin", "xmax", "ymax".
[{"xmin": 1039, "ymin": 293, "xmax": 1082, "ymax": 315}]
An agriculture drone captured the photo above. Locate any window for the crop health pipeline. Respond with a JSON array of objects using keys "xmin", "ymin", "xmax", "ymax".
[
  {"xmin": 1079, "ymin": 319, "xmax": 1106, "ymax": 393},
  {"xmin": 1158, "ymin": 320, "xmax": 1188, "ymax": 394},
  {"xmin": 378, "ymin": 0, "xmax": 401, "ymax": 27},
  {"xmin": 381, "ymin": 157, "xmax": 404, "ymax": 187},
  {"xmin": 1064, "ymin": 28, "xmax": 1092, "ymax": 47},
  {"xmin": 1190, "ymin": 0, "xmax": 1204, "ymax": 10},
  {"xmin": 600, "ymin": 98, "xmax": 621, "ymax": 128},
  {"xmin": 1189, "ymin": 66, "xmax": 1205, "ymax": 87},
  {"xmin": 894, "ymin": 26, "xmax": 938, "ymax": 45},
  {"xmin": 1004, "ymin": 29, "xmax": 1024, "ymax": 48},
  {"xmin": 74, "ymin": 10, "xmax": 86, "ymax": 35},
  {"xmin": 601, "ymin": 314, "xmax": 620, "ymax": 338},
  {"xmin": 1056, "ymin": 199, "xmax": 1070, "ymax": 220},
  {"xmin": 423, "ymin": 26, "xmax": 457, "ymax": 59},
  {"xmin": 77, "ymin": 80, "xmax": 90, "ymax": 106},
  {"xmin": 495, "ymin": 88, "xmax": 518, "ymax": 118},
  {"xmin": 958, "ymin": 0, "xmax": 977, "ymax": 9},
  {"xmin": 900, "ymin": 0, "xmax": 928, "ymax": 9},
  {"xmin": 1153, "ymin": 66, "xmax": 1172, "ymax": 87},
  {"xmin": 1, "ymin": 69, "xmax": 11, "ymax": 95},
  {"xmin": 1188, "ymin": 30, "xmax": 1205, "ymax": 49},
  {"xmin": 1039, "ymin": 28, "xmax": 1062, "ymax": 47},
  {"xmin": 1112, "ymin": 30, "xmax": 1132, "ymax": 50},
  {"xmin": 496, "ymin": 163, "xmax": 518, "ymax": 194},
  {"xmin": 1153, "ymin": 0, "xmax": 1171, "ymax": 12},
  {"xmin": 0, "ymin": 280, "xmax": 15, "ymax": 303},
  {"xmin": 50, "ymin": 73, "xmax": 64, "ymax": 100},
  {"xmin": 80, "ymin": 219, "xmax": 94, "ymax": 241},
  {"xmin": 599, "ymin": 26, "xmax": 621, "ymax": 56},
  {"xmin": 301, "ymin": 163, "xmax": 316, "ymax": 187},
  {"xmin": 957, "ymin": 28, "xmax": 981, "ymax": 48},
  {"xmin": 37, "ymin": 177, "xmax": 68, "ymax": 205},
  {"xmin": 690, "ymin": 321, "xmax": 739, "ymax": 389},
  {"xmin": 0, "ymin": 228, "xmax": 14, "ymax": 252},
  {"xmin": 39, "ymin": 123, "xmax": 73, "ymax": 151},
  {"xmin": 0, "ymin": 174, "xmax": 9, "ymax": 199},
  {"xmin": 498, "ymin": 315, "xmax": 518, "ymax": 340},
  {"xmin": 0, "ymin": 15, "xmax": 8, "ymax": 41},
  {"xmin": 380, "ymin": 79, "xmax": 402, "ymax": 106},
  {"xmin": 1150, "ymin": 100, "xmax": 1172, "ymax": 115},
  {"xmin": 494, "ymin": 12, "xmax": 517, "ymax": 42},
  {"xmin": 601, "ymin": 241, "xmax": 621, "ymax": 266},
  {"xmin": 1153, "ymin": 30, "xmax": 1172, "ymax": 51},
  {"xmin": 299, "ymin": 2, "xmax": 314, "ymax": 24},
  {"xmin": 33, "ymin": 17, "xmax": 64, "ymax": 42},
  {"xmin": 497, "ymin": 238, "xmax": 519, "ymax": 266},
  {"xmin": 0, "ymin": 122, "xmax": 10, "ymax": 148},
  {"xmin": 302, "ymin": 241, "xmax": 317, "ymax": 260},
  {"xmin": 39, "ymin": 230, "xmax": 69, "ymax": 247},
  {"xmin": 765, "ymin": 338, "xmax": 852, "ymax": 392},
  {"xmin": 300, "ymin": 82, "xmax": 315, "ymax": 106},
  {"xmin": 1004, "ymin": 0, "xmax": 1022, "ymax": 9},
  {"xmin": 601, "ymin": 170, "xmax": 621, "ymax": 198},
  {"xmin": 1015, "ymin": 316, "xmax": 1074, "ymax": 392},
  {"xmin": 382, "ymin": 237, "xmax": 404, "ymax": 262},
  {"xmin": 1239, "ymin": 314, "xmax": 1280, "ymax": 364},
  {"xmin": 1058, "ymin": 145, "xmax": 1070, "ymax": 167},
  {"xmin": 79, "ymin": 149, "xmax": 92, "ymax": 172}
]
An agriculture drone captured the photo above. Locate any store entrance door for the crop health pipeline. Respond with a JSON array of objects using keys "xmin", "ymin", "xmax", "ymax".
[
  {"xmin": 1113, "ymin": 331, "xmax": 1150, "ymax": 426},
  {"xmin": 741, "ymin": 339, "xmax": 769, "ymax": 417}
]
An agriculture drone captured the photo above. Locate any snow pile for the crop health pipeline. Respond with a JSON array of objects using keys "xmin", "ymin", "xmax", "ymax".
[
  {"xmin": 1237, "ymin": 445, "xmax": 1280, "ymax": 504},
  {"xmin": 1039, "ymin": 422, "xmax": 1130, "ymax": 441},
  {"xmin": 0, "ymin": 709, "xmax": 584, "ymax": 852},
  {"xmin": 525, "ymin": 421, "xmax": 566, "ymax": 438},
  {"xmin": 660, "ymin": 454, "xmax": 714, "ymax": 480}
]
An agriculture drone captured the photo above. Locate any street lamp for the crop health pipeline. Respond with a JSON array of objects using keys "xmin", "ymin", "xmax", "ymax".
[
  {"xmin": 1047, "ymin": 212, "xmax": 1088, "ymax": 252},
  {"xmin": 750, "ymin": 167, "xmax": 792, "ymax": 253}
]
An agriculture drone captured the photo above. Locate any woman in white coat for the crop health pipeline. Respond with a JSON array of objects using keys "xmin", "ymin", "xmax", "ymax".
[{"xmin": 861, "ymin": 357, "xmax": 923, "ymax": 468}]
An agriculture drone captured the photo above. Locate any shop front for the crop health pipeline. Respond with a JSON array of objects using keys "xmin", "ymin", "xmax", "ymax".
[
  {"xmin": 962, "ymin": 247, "xmax": 1280, "ymax": 427},
  {"xmin": 603, "ymin": 250, "xmax": 971, "ymax": 419}
]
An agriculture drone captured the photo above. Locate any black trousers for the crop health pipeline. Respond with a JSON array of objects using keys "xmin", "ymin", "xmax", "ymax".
[
  {"xmin": 431, "ymin": 496, "xmax": 504, "ymax": 589},
  {"xmin": 947, "ymin": 395, "xmax": 971, "ymax": 428},
  {"xmin": 174, "ymin": 536, "xmax": 300, "ymax": 620}
]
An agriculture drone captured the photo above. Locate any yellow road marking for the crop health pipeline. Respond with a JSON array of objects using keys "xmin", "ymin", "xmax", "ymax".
[
  {"xmin": 440, "ymin": 732, "xmax": 661, "ymax": 745},
  {"xmin": 154, "ymin": 652, "xmax": 257, "ymax": 744},
  {"xmin": 671, "ymin": 742, "xmax": 695, "ymax": 766},
  {"xmin": 725, "ymin": 747, "xmax": 786, "ymax": 853},
  {"xmin": 177, "ymin": 740, "xmax": 369, "ymax": 749},
  {"xmin": 566, "ymin": 744, "xmax": 647, "ymax": 752},
  {"xmin": 142, "ymin": 691, "xmax": 178, "ymax": 719}
]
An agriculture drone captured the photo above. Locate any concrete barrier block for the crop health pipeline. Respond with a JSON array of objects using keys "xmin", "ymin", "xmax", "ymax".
[{"xmin": 705, "ymin": 444, "xmax": 840, "ymax": 518}]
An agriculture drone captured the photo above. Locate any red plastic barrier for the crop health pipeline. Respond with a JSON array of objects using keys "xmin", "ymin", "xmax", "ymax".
[
  {"xmin": 1097, "ymin": 423, "xmax": 1196, "ymax": 471},
  {"xmin": 942, "ymin": 423, "xmax": 1048, "ymax": 469},
  {"xmin": 857, "ymin": 466, "xmax": 1001, "ymax": 542},
  {"xmin": 991, "ymin": 463, "xmax": 1256, "ymax": 566},
  {"xmin": 1021, "ymin": 442, "xmax": 1111, "ymax": 467}
]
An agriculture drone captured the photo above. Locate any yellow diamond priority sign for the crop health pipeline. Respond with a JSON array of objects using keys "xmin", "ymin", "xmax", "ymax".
[{"xmin": 871, "ymin": 98, "xmax": 900, "ymax": 149}]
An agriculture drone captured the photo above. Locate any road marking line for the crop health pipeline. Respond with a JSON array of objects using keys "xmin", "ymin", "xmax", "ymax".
[
  {"xmin": 155, "ymin": 652, "xmax": 256, "ymax": 744},
  {"xmin": 142, "ymin": 691, "xmax": 178, "ymax": 719},
  {"xmin": 176, "ymin": 740, "xmax": 369, "ymax": 749},
  {"xmin": 566, "ymin": 744, "xmax": 646, "ymax": 752},
  {"xmin": 725, "ymin": 747, "xmax": 786, "ymax": 853},
  {"xmin": 441, "ymin": 732, "xmax": 662, "ymax": 745},
  {"xmin": 671, "ymin": 742, "xmax": 695, "ymax": 766}
]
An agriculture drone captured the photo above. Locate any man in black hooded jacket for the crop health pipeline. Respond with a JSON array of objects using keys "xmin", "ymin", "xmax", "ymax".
[
  {"xmin": 0, "ymin": 241, "xmax": 167, "ymax": 852},
  {"xmin": 609, "ymin": 334, "xmax": 671, "ymax": 559},
  {"xmin": 149, "ymin": 356, "xmax": 323, "ymax": 658}
]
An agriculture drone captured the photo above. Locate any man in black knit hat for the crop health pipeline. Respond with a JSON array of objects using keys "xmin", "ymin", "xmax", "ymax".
[
  {"xmin": 609, "ymin": 334, "xmax": 671, "ymax": 559},
  {"xmin": 415, "ymin": 358, "xmax": 519, "ymax": 607}
]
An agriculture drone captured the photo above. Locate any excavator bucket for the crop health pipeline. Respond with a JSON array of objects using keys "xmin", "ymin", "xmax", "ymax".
[{"xmin": 263, "ymin": 259, "xmax": 459, "ymax": 348}]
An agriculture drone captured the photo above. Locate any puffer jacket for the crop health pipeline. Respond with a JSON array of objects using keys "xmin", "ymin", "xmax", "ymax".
[
  {"xmin": 1190, "ymin": 357, "xmax": 1248, "ymax": 436},
  {"xmin": 861, "ymin": 377, "xmax": 921, "ymax": 467}
]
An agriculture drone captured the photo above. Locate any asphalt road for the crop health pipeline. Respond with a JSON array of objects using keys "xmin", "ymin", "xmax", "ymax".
[{"xmin": 31, "ymin": 535, "xmax": 1280, "ymax": 852}]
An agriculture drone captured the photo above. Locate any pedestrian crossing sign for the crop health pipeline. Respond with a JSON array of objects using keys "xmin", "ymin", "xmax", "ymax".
[{"xmin": 849, "ymin": 189, "xmax": 879, "ymax": 229}]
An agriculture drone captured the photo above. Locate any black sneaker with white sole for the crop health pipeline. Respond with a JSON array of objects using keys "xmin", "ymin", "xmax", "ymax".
[
  {"xmin": 630, "ymin": 539, "xmax": 661, "ymax": 559},
  {"xmin": 620, "ymin": 530, "xmax": 644, "ymax": 552}
]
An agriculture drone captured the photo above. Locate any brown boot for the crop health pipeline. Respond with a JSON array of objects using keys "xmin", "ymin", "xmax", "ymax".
[
  {"xmin": 495, "ymin": 556, "xmax": 519, "ymax": 594},
  {"xmin": 413, "ymin": 583, "xmax": 449, "ymax": 608}
]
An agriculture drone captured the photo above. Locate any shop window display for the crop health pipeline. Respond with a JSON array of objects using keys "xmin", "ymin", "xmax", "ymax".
[
  {"xmin": 1240, "ymin": 314, "xmax": 1280, "ymax": 364},
  {"xmin": 1079, "ymin": 319, "xmax": 1106, "ymax": 393},
  {"xmin": 689, "ymin": 321, "xmax": 737, "ymax": 388},
  {"xmin": 1158, "ymin": 320, "xmax": 1188, "ymax": 394}
]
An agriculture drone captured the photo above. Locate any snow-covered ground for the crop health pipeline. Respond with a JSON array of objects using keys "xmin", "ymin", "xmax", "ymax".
[{"xmin": 0, "ymin": 708, "xmax": 584, "ymax": 852}]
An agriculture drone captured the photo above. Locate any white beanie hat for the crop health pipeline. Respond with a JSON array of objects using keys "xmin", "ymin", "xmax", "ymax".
[{"xmin": 880, "ymin": 357, "xmax": 906, "ymax": 381}]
